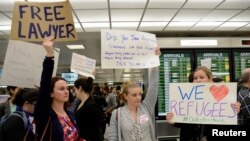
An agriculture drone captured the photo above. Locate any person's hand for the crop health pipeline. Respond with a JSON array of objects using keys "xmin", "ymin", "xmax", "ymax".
[
  {"xmin": 166, "ymin": 112, "xmax": 175, "ymax": 124},
  {"xmin": 231, "ymin": 102, "xmax": 241, "ymax": 114},
  {"xmin": 43, "ymin": 36, "xmax": 54, "ymax": 57},
  {"xmin": 155, "ymin": 47, "xmax": 161, "ymax": 56}
]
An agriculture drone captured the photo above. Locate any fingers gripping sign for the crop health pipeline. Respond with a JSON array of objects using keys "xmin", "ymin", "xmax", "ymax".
[{"xmin": 43, "ymin": 36, "xmax": 54, "ymax": 57}]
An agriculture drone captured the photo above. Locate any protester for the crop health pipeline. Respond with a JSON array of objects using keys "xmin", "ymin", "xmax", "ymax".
[
  {"xmin": 166, "ymin": 66, "xmax": 240, "ymax": 141},
  {"xmin": 0, "ymin": 88, "xmax": 38, "ymax": 141},
  {"xmin": 237, "ymin": 68, "xmax": 250, "ymax": 125},
  {"xmin": 74, "ymin": 76, "xmax": 103, "ymax": 141},
  {"xmin": 108, "ymin": 47, "xmax": 160, "ymax": 141},
  {"xmin": 0, "ymin": 86, "xmax": 17, "ymax": 118},
  {"xmin": 34, "ymin": 36, "xmax": 82, "ymax": 141}
]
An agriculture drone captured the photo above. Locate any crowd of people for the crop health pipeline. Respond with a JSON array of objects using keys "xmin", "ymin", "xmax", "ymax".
[{"xmin": 0, "ymin": 36, "xmax": 249, "ymax": 141}]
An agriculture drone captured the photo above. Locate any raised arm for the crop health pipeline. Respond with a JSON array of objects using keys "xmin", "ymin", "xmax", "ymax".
[
  {"xmin": 34, "ymin": 36, "xmax": 55, "ymax": 137},
  {"xmin": 142, "ymin": 47, "xmax": 160, "ymax": 114}
]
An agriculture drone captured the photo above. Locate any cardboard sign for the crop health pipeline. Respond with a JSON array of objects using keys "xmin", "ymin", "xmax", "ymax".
[
  {"xmin": 10, "ymin": 1, "xmax": 77, "ymax": 42},
  {"xmin": 70, "ymin": 53, "xmax": 96, "ymax": 79},
  {"xmin": 0, "ymin": 40, "xmax": 59, "ymax": 88},
  {"xmin": 101, "ymin": 29, "xmax": 160, "ymax": 69},
  {"xmin": 169, "ymin": 83, "xmax": 237, "ymax": 125}
]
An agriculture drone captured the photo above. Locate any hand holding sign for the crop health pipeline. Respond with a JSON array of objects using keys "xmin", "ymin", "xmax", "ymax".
[{"xmin": 42, "ymin": 36, "xmax": 54, "ymax": 57}]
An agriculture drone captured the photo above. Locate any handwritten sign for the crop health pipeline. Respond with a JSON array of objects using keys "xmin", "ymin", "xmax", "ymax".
[
  {"xmin": 0, "ymin": 95, "xmax": 10, "ymax": 104},
  {"xmin": 70, "ymin": 53, "xmax": 96, "ymax": 79},
  {"xmin": 169, "ymin": 83, "xmax": 237, "ymax": 125},
  {"xmin": 101, "ymin": 29, "xmax": 159, "ymax": 69},
  {"xmin": 10, "ymin": 1, "xmax": 77, "ymax": 42},
  {"xmin": 0, "ymin": 40, "xmax": 59, "ymax": 88},
  {"xmin": 201, "ymin": 58, "xmax": 211, "ymax": 69}
]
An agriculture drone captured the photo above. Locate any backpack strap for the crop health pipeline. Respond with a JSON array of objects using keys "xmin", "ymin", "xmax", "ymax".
[{"xmin": 12, "ymin": 111, "xmax": 28, "ymax": 129}]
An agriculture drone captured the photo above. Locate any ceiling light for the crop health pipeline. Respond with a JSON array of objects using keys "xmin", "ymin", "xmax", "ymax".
[
  {"xmin": 66, "ymin": 45, "xmax": 85, "ymax": 49},
  {"xmin": 181, "ymin": 40, "xmax": 217, "ymax": 46},
  {"xmin": 221, "ymin": 22, "xmax": 248, "ymax": 27},
  {"xmin": 123, "ymin": 74, "xmax": 131, "ymax": 77},
  {"xmin": 169, "ymin": 22, "xmax": 195, "ymax": 26},
  {"xmin": 196, "ymin": 22, "xmax": 222, "ymax": 26},
  {"xmin": 113, "ymin": 22, "xmax": 138, "ymax": 27},
  {"xmin": 140, "ymin": 22, "xmax": 167, "ymax": 27},
  {"xmin": 0, "ymin": 26, "xmax": 11, "ymax": 31}
]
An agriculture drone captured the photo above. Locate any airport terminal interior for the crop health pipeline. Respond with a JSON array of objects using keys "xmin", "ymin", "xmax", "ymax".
[{"xmin": 0, "ymin": 0, "xmax": 250, "ymax": 140}]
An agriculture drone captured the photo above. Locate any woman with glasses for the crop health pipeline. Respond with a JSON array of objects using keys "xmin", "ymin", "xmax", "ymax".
[{"xmin": 0, "ymin": 88, "xmax": 38, "ymax": 141}]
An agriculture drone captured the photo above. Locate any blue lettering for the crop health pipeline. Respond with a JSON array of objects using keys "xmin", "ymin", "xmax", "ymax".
[
  {"xmin": 58, "ymin": 25, "xmax": 66, "ymax": 38},
  {"xmin": 121, "ymin": 34, "xmax": 128, "ymax": 43},
  {"xmin": 66, "ymin": 24, "xmax": 75, "ymax": 38},
  {"xmin": 31, "ymin": 6, "xmax": 41, "ymax": 20},
  {"xmin": 19, "ymin": 5, "xmax": 28, "ymax": 18},
  {"xmin": 194, "ymin": 85, "xmax": 205, "ymax": 100},
  {"xmin": 178, "ymin": 86, "xmax": 195, "ymax": 100},
  {"xmin": 54, "ymin": 6, "xmax": 65, "ymax": 20},
  {"xmin": 106, "ymin": 32, "xmax": 112, "ymax": 40},
  {"xmin": 131, "ymin": 34, "xmax": 139, "ymax": 40},
  {"xmin": 44, "ymin": 7, "xmax": 53, "ymax": 21},
  {"xmin": 18, "ymin": 21, "xmax": 26, "ymax": 38},
  {"xmin": 28, "ymin": 23, "xmax": 38, "ymax": 39},
  {"xmin": 37, "ymin": 23, "xmax": 51, "ymax": 38}
]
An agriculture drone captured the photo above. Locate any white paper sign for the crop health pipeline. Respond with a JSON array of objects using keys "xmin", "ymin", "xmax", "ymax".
[
  {"xmin": 70, "ymin": 53, "xmax": 96, "ymax": 79},
  {"xmin": 201, "ymin": 58, "xmax": 211, "ymax": 69},
  {"xmin": 101, "ymin": 29, "xmax": 159, "ymax": 69},
  {"xmin": 0, "ymin": 95, "xmax": 10, "ymax": 104},
  {"xmin": 169, "ymin": 83, "xmax": 237, "ymax": 125},
  {"xmin": 0, "ymin": 40, "xmax": 59, "ymax": 88}
]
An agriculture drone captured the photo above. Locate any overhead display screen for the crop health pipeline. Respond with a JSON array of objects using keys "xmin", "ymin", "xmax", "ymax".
[
  {"xmin": 158, "ymin": 52, "xmax": 192, "ymax": 116},
  {"xmin": 196, "ymin": 52, "xmax": 230, "ymax": 82},
  {"xmin": 233, "ymin": 51, "xmax": 250, "ymax": 80}
]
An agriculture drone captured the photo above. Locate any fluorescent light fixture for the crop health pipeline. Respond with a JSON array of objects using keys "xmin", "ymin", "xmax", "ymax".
[
  {"xmin": 67, "ymin": 45, "xmax": 85, "ymax": 49},
  {"xmin": 140, "ymin": 22, "xmax": 167, "ymax": 27},
  {"xmin": 123, "ymin": 74, "xmax": 131, "ymax": 77},
  {"xmin": 82, "ymin": 22, "xmax": 109, "ymax": 28},
  {"xmin": 169, "ymin": 22, "xmax": 195, "ymax": 26},
  {"xmin": 113, "ymin": 22, "xmax": 138, "ymax": 27},
  {"xmin": 28, "ymin": 0, "xmax": 64, "ymax": 2},
  {"xmin": 0, "ymin": 25, "xmax": 11, "ymax": 31},
  {"xmin": 221, "ymin": 22, "xmax": 248, "ymax": 27},
  {"xmin": 181, "ymin": 40, "xmax": 217, "ymax": 46},
  {"xmin": 196, "ymin": 22, "xmax": 222, "ymax": 26}
]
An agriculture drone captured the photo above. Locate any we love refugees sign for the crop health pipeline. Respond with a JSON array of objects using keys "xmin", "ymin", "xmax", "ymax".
[
  {"xmin": 10, "ymin": 1, "xmax": 77, "ymax": 42},
  {"xmin": 169, "ymin": 83, "xmax": 237, "ymax": 125}
]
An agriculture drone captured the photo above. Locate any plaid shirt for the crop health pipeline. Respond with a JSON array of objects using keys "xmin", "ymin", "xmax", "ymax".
[{"xmin": 237, "ymin": 85, "xmax": 250, "ymax": 125}]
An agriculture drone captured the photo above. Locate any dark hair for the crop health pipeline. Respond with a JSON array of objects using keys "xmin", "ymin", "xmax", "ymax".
[
  {"xmin": 50, "ymin": 76, "xmax": 67, "ymax": 93},
  {"xmin": 188, "ymin": 71, "xmax": 194, "ymax": 82},
  {"xmin": 116, "ymin": 86, "xmax": 121, "ymax": 91},
  {"xmin": 74, "ymin": 77, "xmax": 93, "ymax": 94},
  {"xmin": 93, "ymin": 85, "xmax": 101, "ymax": 92},
  {"xmin": 13, "ymin": 88, "xmax": 38, "ymax": 106},
  {"xmin": 7, "ymin": 86, "xmax": 17, "ymax": 96}
]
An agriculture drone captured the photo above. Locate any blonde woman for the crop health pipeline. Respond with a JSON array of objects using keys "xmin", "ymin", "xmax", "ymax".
[{"xmin": 109, "ymin": 47, "xmax": 160, "ymax": 141}]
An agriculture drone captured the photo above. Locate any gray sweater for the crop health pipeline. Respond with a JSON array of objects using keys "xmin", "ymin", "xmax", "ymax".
[{"xmin": 108, "ymin": 68, "xmax": 158, "ymax": 141}]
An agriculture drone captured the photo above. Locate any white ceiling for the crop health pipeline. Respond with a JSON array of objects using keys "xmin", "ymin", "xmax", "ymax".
[
  {"xmin": 0, "ymin": 0, "xmax": 250, "ymax": 33},
  {"xmin": 0, "ymin": 0, "xmax": 250, "ymax": 84}
]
